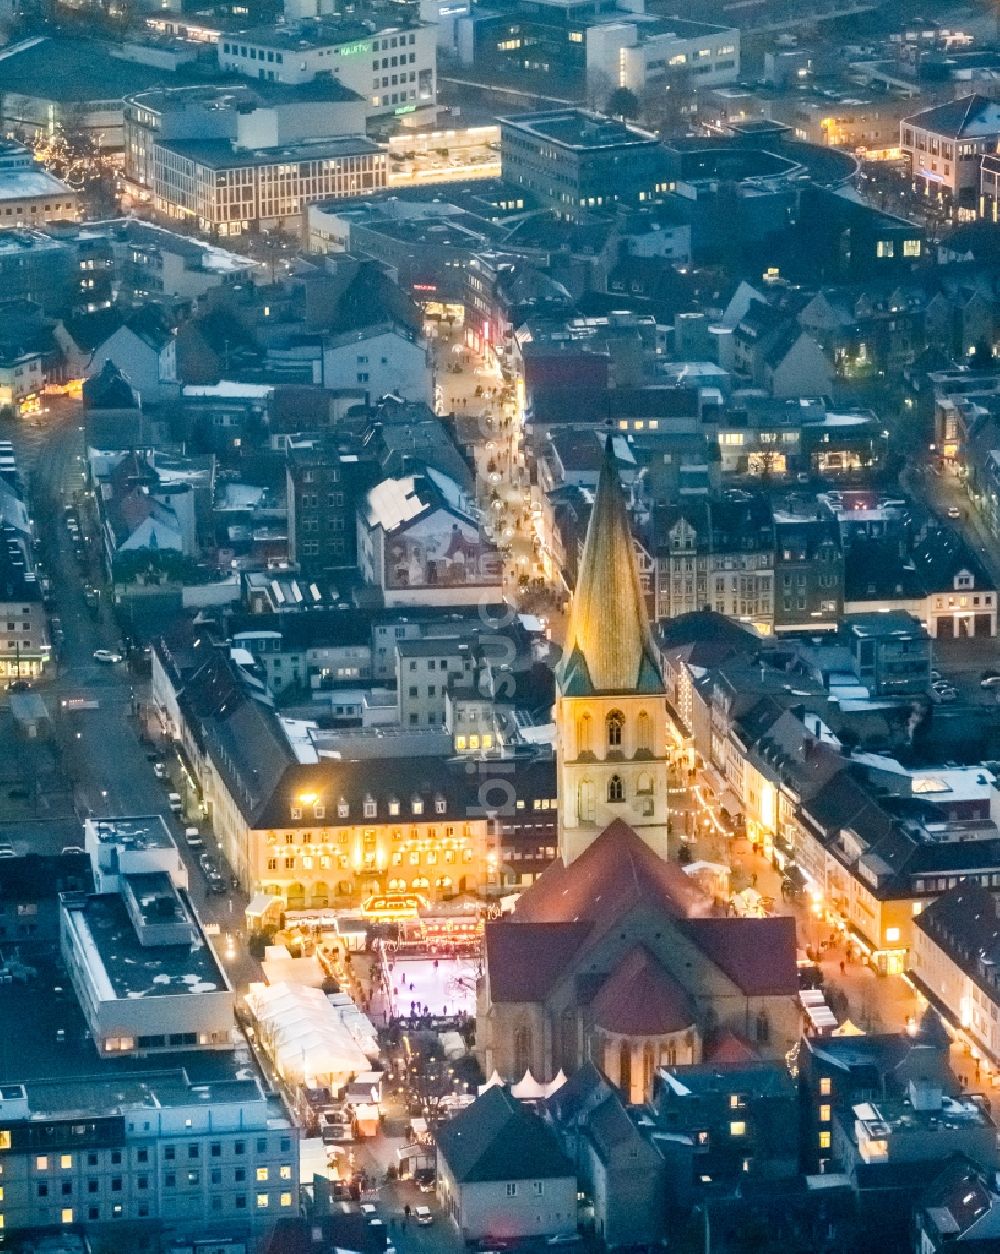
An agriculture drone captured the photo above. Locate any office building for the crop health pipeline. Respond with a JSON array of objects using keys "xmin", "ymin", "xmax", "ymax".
[
  {"xmin": 218, "ymin": 19, "xmax": 437, "ymax": 116},
  {"xmin": 499, "ymin": 110, "xmax": 670, "ymax": 220}
]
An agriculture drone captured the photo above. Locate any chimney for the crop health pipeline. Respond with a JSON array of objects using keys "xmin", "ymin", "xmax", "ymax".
[{"xmin": 908, "ymin": 1079, "xmax": 943, "ymax": 1112}]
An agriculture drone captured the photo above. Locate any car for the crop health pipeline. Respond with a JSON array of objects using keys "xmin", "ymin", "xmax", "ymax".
[
  {"xmin": 983, "ymin": 670, "xmax": 1000, "ymax": 681},
  {"xmin": 206, "ymin": 874, "xmax": 227, "ymax": 895},
  {"xmin": 184, "ymin": 827, "xmax": 204, "ymax": 849},
  {"xmin": 92, "ymin": 649, "xmax": 121, "ymax": 664},
  {"xmin": 414, "ymin": 1206, "xmax": 433, "ymax": 1226},
  {"xmin": 360, "ymin": 1204, "xmax": 377, "ymax": 1217},
  {"xmin": 933, "ymin": 687, "xmax": 957, "ymax": 702},
  {"xmin": 199, "ymin": 852, "xmax": 219, "ymax": 876},
  {"xmin": 947, "ymin": 505, "xmax": 961, "ymax": 519},
  {"xmin": 982, "ymin": 676, "xmax": 1000, "ymax": 689},
  {"xmin": 546, "ymin": 1236, "xmax": 583, "ymax": 1248},
  {"xmin": 414, "ymin": 1167, "xmax": 436, "ymax": 1192},
  {"xmin": 8, "ymin": 679, "xmax": 31, "ymax": 692},
  {"xmin": 153, "ymin": 762, "xmax": 167, "ymax": 779},
  {"xmin": 167, "ymin": 792, "xmax": 183, "ymax": 814}
]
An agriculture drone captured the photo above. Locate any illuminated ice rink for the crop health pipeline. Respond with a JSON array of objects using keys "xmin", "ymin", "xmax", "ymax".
[{"xmin": 386, "ymin": 957, "xmax": 478, "ymax": 1019}]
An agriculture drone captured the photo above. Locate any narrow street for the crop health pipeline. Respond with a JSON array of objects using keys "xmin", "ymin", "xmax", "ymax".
[{"xmin": 7, "ymin": 401, "xmax": 260, "ymax": 988}]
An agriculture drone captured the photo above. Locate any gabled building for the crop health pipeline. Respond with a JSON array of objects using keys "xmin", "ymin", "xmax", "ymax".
[
  {"xmin": 436, "ymin": 1085, "xmax": 577, "ymax": 1241},
  {"xmin": 477, "ymin": 819, "xmax": 799, "ymax": 1100},
  {"xmin": 901, "ymin": 94, "xmax": 1000, "ymax": 208}
]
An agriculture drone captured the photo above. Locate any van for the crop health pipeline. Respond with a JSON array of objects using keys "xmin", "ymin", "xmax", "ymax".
[
  {"xmin": 168, "ymin": 792, "xmax": 183, "ymax": 814},
  {"xmin": 184, "ymin": 827, "xmax": 204, "ymax": 849}
]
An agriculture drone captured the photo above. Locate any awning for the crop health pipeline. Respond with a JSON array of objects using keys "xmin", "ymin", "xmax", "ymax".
[{"xmin": 246, "ymin": 891, "xmax": 280, "ymax": 920}]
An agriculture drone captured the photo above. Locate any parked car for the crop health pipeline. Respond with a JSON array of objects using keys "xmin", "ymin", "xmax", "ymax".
[
  {"xmin": 414, "ymin": 1168, "xmax": 435, "ymax": 1193},
  {"xmin": 981, "ymin": 676, "xmax": 1000, "ymax": 689},
  {"xmin": 184, "ymin": 827, "xmax": 204, "ymax": 849},
  {"xmin": 947, "ymin": 505, "xmax": 961, "ymax": 519},
  {"xmin": 153, "ymin": 762, "xmax": 167, "ymax": 780},
  {"xmin": 414, "ymin": 1206, "xmax": 433, "ymax": 1227},
  {"xmin": 167, "ymin": 792, "xmax": 183, "ymax": 814},
  {"xmin": 92, "ymin": 649, "xmax": 122, "ymax": 664}
]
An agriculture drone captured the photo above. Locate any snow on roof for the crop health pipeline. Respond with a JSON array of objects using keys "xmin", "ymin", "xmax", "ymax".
[
  {"xmin": 365, "ymin": 476, "xmax": 429, "ymax": 532},
  {"xmin": 184, "ymin": 382, "xmax": 274, "ymax": 399},
  {"xmin": 0, "ymin": 168, "xmax": 74, "ymax": 200},
  {"xmin": 279, "ymin": 717, "xmax": 320, "ymax": 764}
]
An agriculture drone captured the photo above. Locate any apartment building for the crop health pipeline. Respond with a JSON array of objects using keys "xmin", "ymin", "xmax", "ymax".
[
  {"xmin": 0, "ymin": 1073, "xmax": 298, "ymax": 1236},
  {"xmin": 218, "ymin": 19, "xmax": 437, "ymax": 115},
  {"xmin": 900, "ymin": 94, "xmax": 1000, "ymax": 208}
]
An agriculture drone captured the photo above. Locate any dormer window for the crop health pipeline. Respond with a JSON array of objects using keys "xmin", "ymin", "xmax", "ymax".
[
  {"xmin": 314, "ymin": 804, "xmax": 325, "ymax": 820},
  {"xmin": 290, "ymin": 806, "xmax": 302, "ymax": 820},
  {"xmin": 363, "ymin": 796, "xmax": 377, "ymax": 819},
  {"xmin": 388, "ymin": 798, "xmax": 400, "ymax": 816},
  {"xmin": 435, "ymin": 796, "xmax": 447, "ymax": 815},
  {"xmin": 412, "ymin": 797, "xmax": 424, "ymax": 816},
  {"xmin": 336, "ymin": 799, "xmax": 349, "ymax": 819}
]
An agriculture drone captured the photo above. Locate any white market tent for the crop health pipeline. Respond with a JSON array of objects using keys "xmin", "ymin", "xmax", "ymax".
[{"xmin": 246, "ymin": 982, "xmax": 372, "ymax": 1089}]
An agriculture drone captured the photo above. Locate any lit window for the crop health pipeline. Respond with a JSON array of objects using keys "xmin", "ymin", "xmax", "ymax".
[
  {"xmin": 819, "ymin": 1077, "xmax": 831, "ymax": 1096},
  {"xmin": 60, "ymin": 1156, "xmax": 72, "ymax": 1170},
  {"xmin": 885, "ymin": 927, "xmax": 900, "ymax": 943},
  {"xmin": 819, "ymin": 1131, "xmax": 831, "ymax": 1150},
  {"xmin": 729, "ymin": 1121, "xmax": 746, "ymax": 1137},
  {"xmin": 820, "ymin": 1105, "xmax": 831, "ymax": 1123},
  {"xmin": 280, "ymin": 1191, "xmax": 293, "ymax": 1206},
  {"xmin": 0, "ymin": 1132, "xmax": 9, "ymax": 1151},
  {"xmin": 903, "ymin": 239, "xmax": 921, "ymax": 257},
  {"xmin": 61, "ymin": 1208, "xmax": 74, "ymax": 1224},
  {"xmin": 279, "ymin": 1165, "xmax": 292, "ymax": 1180},
  {"xmin": 257, "ymin": 1193, "xmax": 269, "ymax": 1209},
  {"xmin": 256, "ymin": 1168, "xmax": 269, "ymax": 1182},
  {"xmin": 455, "ymin": 736, "xmax": 466, "ymax": 750},
  {"xmin": 729, "ymin": 1095, "xmax": 743, "ymax": 1110},
  {"xmin": 36, "ymin": 1157, "xmax": 48, "ymax": 1171}
]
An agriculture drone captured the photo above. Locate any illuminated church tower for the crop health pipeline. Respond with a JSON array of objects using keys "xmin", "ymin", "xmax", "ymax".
[{"xmin": 556, "ymin": 436, "xmax": 670, "ymax": 864}]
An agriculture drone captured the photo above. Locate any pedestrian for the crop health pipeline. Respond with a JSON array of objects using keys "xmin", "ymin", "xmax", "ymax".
[
  {"xmin": 839, "ymin": 960, "xmax": 846, "ymax": 976},
  {"xmin": 404, "ymin": 1204, "xmax": 411, "ymax": 1224}
]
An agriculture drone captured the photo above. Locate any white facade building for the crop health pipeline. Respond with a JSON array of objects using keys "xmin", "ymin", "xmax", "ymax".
[
  {"xmin": 586, "ymin": 18, "xmax": 739, "ymax": 95},
  {"xmin": 218, "ymin": 21, "xmax": 437, "ymax": 116}
]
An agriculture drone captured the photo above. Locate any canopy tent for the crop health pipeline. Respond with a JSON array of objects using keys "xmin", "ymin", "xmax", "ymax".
[
  {"xmin": 246, "ymin": 891, "xmax": 281, "ymax": 924},
  {"xmin": 833, "ymin": 1019, "xmax": 865, "ymax": 1036},
  {"xmin": 478, "ymin": 1070, "xmax": 504, "ymax": 1095},
  {"xmin": 508, "ymin": 1070, "xmax": 568, "ymax": 1101},
  {"xmin": 246, "ymin": 982, "xmax": 373, "ymax": 1089}
]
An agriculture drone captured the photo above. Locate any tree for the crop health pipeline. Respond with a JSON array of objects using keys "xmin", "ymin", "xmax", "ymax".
[{"xmin": 605, "ymin": 86, "xmax": 640, "ymax": 121}]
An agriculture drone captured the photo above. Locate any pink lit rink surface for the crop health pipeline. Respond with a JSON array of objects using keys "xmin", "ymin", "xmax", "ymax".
[{"xmin": 386, "ymin": 957, "xmax": 478, "ymax": 1019}]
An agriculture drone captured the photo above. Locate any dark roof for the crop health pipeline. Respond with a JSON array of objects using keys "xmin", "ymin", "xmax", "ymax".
[
  {"xmin": 683, "ymin": 917, "xmax": 798, "ymax": 996},
  {"xmin": 658, "ymin": 610, "xmax": 759, "ymax": 652},
  {"xmin": 512, "ymin": 819, "xmax": 712, "ymax": 928},
  {"xmin": 83, "ymin": 360, "xmax": 137, "ymax": 411},
  {"xmin": 485, "ymin": 921, "xmax": 591, "ymax": 1003},
  {"xmin": 589, "ymin": 945, "xmax": 694, "ymax": 1035},
  {"xmin": 903, "ymin": 93, "xmax": 1000, "ymax": 139},
  {"xmin": 0, "ymin": 36, "xmax": 179, "ymax": 101},
  {"xmin": 435, "ymin": 1085, "xmax": 574, "ymax": 1184}
]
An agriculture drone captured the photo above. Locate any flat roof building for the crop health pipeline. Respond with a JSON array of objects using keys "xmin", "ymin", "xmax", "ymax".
[
  {"xmin": 60, "ymin": 870, "xmax": 234, "ymax": 1057},
  {"xmin": 499, "ymin": 109, "xmax": 669, "ymax": 220}
]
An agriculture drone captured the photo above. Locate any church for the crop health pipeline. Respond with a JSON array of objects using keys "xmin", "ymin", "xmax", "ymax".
[{"xmin": 476, "ymin": 438, "xmax": 799, "ymax": 1103}]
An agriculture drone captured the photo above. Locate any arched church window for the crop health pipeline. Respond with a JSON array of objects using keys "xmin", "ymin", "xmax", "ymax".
[
  {"xmin": 608, "ymin": 775, "xmax": 625, "ymax": 803},
  {"xmin": 579, "ymin": 779, "xmax": 596, "ymax": 822},
  {"xmin": 637, "ymin": 710, "xmax": 651, "ymax": 752},
  {"xmin": 514, "ymin": 1024, "xmax": 533, "ymax": 1076},
  {"xmin": 607, "ymin": 710, "xmax": 625, "ymax": 748},
  {"xmin": 577, "ymin": 713, "xmax": 592, "ymax": 755},
  {"xmin": 619, "ymin": 1041, "xmax": 632, "ymax": 1099}
]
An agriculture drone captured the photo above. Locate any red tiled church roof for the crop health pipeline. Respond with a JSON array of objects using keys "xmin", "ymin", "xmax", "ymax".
[
  {"xmin": 513, "ymin": 819, "xmax": 713, "ymax": 929},
  {"xmin": 684, "ymin": 916, "xmax": 798, "ymax": 996},
  {"xmin": 485, "ymin": 921, "xmax": 592, "ymax": 1003},
  {"xmin": 590, "ymin": 945, "xmax": 694, "ymax": 1037}
]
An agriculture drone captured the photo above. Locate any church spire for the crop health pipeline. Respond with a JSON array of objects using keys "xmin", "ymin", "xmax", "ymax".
[{"xmin": 560, "ymin": 434, "xmax": 663, "ymax": 696}]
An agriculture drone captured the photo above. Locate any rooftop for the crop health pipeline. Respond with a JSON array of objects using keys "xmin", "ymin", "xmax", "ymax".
[
  {"xmin": 157, "ymin": 135, "xmax": 380, "ymax": 171},
  {"xmin": 225, "ymin": 15, "xmax": 427, "ymax": 51},
  {"xmin": 61, "ymin": 888, "xmax": 226, "ymax": 1001},
  {"xmin": 0, "ymin": 35, "xmax": 183, "ymax": 103},
  {"xmin": 86, "ymin": 814, "xmax": 176, "ymax": 852},
  {"xmin": 500, "ymin": 109, "xmax": 659, "ymax": 151}
]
